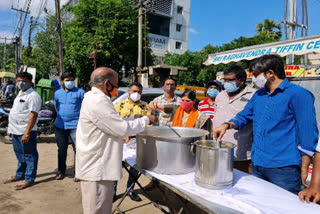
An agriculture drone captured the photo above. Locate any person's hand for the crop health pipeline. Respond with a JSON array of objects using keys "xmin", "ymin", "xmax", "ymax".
[
  {"xmin": 213, "ymin": 124, "xmax": 229, "ymax": 141},
  {"xmin": 7, "ymin": 132, "xmax": 11, "ymax": 137},
  {"xmin": 299, "ymin": 186, "xmax": 320, "ymax": 203},
  {"xmin": 147, "ymin": 115, "xmax": 157, "ymax": 125},
  {"xmin": 21, "ymin": 134, "xmax": 30, "ymax": 144},
  {"xmin": 149, "ymin": 101, "xmax": 157, "ymax": 110},
  {"xmin": 123, "ymin": 136, "xmax": 130, "ymax": 143},
  {"xmin": 301, "ymin": 168, "xmax": 309, "ymax": 188}
]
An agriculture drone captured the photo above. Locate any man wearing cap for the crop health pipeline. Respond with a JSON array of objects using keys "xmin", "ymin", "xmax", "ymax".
[
  {"xmin": 212, "ymin": 65, "xmax": 256, "ymax": 173},
  {"xmin": 198, "ymin": 80, "xmax": 222, "ymax": 120}
]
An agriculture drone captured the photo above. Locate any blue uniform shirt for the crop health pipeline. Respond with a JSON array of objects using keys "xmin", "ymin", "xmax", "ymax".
[
  {"xmin": 54, "ymin": 87, "xmax": 85, "ymax": 129},
  {"xmin": 231, "ymin": 78, "xmax": 318, "ymax": 168}
]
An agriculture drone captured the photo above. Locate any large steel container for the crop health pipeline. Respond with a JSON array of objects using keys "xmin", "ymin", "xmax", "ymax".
[
  {"xmin": 136, "ymin": 126, "xmax": 209, "ymax": 174},
  {"xmin": 194, "ymin": 140, "xmax": 236, "ymax": 189}
]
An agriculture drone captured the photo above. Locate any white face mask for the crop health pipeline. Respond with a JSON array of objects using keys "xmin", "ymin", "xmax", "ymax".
[
  {"xmin": 252, "ymin": 74, "xmax": 267, "ymax": 89},
  {"xmin": 130, "ymin": 92, "xmax": 141, "ymax": 102}
]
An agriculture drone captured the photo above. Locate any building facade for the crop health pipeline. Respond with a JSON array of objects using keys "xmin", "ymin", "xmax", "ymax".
[{"xmin": 147, "ymin": 0, "xmax": 190, "ymax": 60}]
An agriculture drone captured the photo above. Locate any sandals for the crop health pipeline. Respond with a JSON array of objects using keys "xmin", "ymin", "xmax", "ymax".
[
  {"xmin": 15, "ymin": 181, "xmax": 33, "ymax": 190},
  {"xmin": 3, "ymin": 176, "xmax": 23, "ymax": 184}
]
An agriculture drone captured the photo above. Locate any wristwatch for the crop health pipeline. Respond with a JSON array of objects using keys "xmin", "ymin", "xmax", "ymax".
[{"xmin": 24, "ymin": 133, "xmax": 29, "ymax": 138}]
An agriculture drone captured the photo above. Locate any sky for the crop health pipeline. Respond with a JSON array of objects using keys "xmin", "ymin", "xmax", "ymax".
[
  {"xmin": 0, "ymin": 0, "xmax": 320, "ymax": 51},
  {"xmin": 188, "ymin": 0, "xmax": 320, "ymax": 51}
]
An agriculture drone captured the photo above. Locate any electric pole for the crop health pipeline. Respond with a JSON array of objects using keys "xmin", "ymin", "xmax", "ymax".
[
  {"xmin": 137, "ymin": 0, "xmax": 143, "ymax": 81},
  {"xmin": 11, "ymin": 7, "xmax": 30, "ymax": 73},
  {"xmin": 55, "ymin": 0, "xmax": 64, "ymax": 76},
  {"xmin": 27, "ymin": 16, "xmax": 33, "ymax": 67},
  {"xmin": 283, "ymin": 0, "xmax": 308, "ymax": 65},
  {"xmin": 2, "ymin": 38, "xmax": 7, "ymax": 71}
]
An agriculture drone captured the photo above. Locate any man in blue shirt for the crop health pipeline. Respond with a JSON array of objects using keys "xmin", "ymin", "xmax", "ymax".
[
  {"xmin": 54, "ymin": 73, "xmax": 85, "ymax": 181},
  {"xmin": 214, "ymin": 54, "xmax": 319, "ymax": 194}
]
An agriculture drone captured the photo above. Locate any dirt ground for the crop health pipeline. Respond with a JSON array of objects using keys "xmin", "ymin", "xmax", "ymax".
[{"xmin": 0, "ymin": 136, "xmax": 208, "ymax": 214}]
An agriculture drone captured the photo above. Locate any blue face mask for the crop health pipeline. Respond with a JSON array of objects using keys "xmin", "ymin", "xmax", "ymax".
[
  {"xmin": 207, "ymin": 89, "xmax": 219, "ymax": 98},
  {"xmin": 17, "ymin": 81, "xmax": 30, "ymax": 91},
  {"xmin": 224, "ymin": 82, "xmax": 239, "ymax": 93},
  {"xmin": 64, "ymin": 81, "xmax": 75, "ymax": 90}
]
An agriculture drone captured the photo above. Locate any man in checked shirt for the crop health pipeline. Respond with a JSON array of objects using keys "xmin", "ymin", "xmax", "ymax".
[{"xmin": 149, "ymin": 77, "xmax": 181, "ymax": 126}]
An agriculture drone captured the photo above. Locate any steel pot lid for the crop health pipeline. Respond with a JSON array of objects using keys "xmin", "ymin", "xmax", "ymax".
[
  {"xmin": 137, "ymin": 126, "xmax": 209, "ymax": 139},
  {"xmin": 194, "ymin": 140, "xmax": 236, "ymax": 150}
]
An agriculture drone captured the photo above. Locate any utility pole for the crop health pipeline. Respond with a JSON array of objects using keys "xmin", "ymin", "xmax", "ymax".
[
  {"xmin": 137, "ymin": 0, "xmax": 143, "ymax": 81},
  {"xmin": 55, "ymin": 0, "xmax": 64, "ymax": 76},
  {"xmin": 26, "ymin": 16, "xmax": 33, "ymax": 67},
  {"xmin": 283, "ymin": 0, "xmax": 308, "ymax": 65},
  {"xmin": 2, "ymin": 38, "xmax": 7, "ymax": 71},
  {"xmin": 13, "ymin": 37, "xmax": 20, "ymax": 74},
  {"xmin": 11, "ymin": 7, "xmax": 30, "ymax": 73}
]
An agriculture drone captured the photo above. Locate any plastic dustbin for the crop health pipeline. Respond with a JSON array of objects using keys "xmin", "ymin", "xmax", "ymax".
[{"xmin": 36, "ymin": 79, "xmax": 56, "ymax": 104}]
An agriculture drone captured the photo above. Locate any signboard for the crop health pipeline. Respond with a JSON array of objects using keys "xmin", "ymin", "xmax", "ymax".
[
  {"xmin": 148, "ymin": 33, "xmax": 168, "ymax": 52},
  {"xmin": 204, "ymin": 35, "xmax": 320, "ymax": 65},
  {"xmin": 26, "ymin": 67, "xmax": 36, "ymax": 84},
  {"xmin": 246, "ymin": 65, "xmax": 320, "ymax": 78}
]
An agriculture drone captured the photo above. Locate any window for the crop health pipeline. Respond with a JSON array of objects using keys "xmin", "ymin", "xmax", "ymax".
[
  {"xmin": 176, "ymin": 24, "xmax": 182, "ymax": 32},
  {"xmin": 176, "ymin": 41, "xmax": 182, "ymax": 49},
  {"xmin": 177, "ymin": 6, "xmax": 183, "ymax": 14},
  {"xmin": 148, "ymin": 14, "xmax": 170, "ymax": 37}
]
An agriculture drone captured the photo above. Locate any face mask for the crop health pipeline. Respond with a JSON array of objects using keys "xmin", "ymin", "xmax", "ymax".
[
  {"xmin": 180, "ymin": 101, "xmax": 194, "ymax": 111},
  {"xmin": 252, "ymin": 74, "xmax": 267, "ymax": 89},
  {"xmin": 106, "ymin": 81, "xmax": 118, "ymax": 98},
  {"xmin": 17, "ymin": 81, "xmax": 30, "ymax": 91},
  {"xmin": 64, "ymin": 81, "xmax": 75, "ymax": 89},
  {"xmin": 224, "ymin": 82, "xmax": 239, "ymax": 93},
  {"xmin": 163, "ymin": 85, "xmax": 175, "ymax": 93},
  {"xmin": 207, "ymin": 89, "xmax": 219, "ymax": 98},
  {"xmin": 130, "ymin": 92, "xmax": 141, "ymax": 102}
]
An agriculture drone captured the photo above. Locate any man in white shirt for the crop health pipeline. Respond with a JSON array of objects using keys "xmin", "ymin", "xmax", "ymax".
[
  {"xmin": 76, "ymin": 67, "xmax": 156, "ymax": 214},
  {"xmin": 3, "ymin": 72, "xmax": 42, "ymax": 190}
]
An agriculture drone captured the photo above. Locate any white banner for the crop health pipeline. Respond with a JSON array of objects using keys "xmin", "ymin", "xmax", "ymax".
[{"xmin": 204, "ymin": 35, "xmax": 320, "ymax": 65}]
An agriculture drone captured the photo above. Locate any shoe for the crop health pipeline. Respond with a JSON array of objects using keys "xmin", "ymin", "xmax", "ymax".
[
  {"xmin": 56, "ymin": 173, "xmax": 65, "ymax": 180},
  {"xmin": 128, "ymin": 191, "xmax": 142, "ymax": 202}
]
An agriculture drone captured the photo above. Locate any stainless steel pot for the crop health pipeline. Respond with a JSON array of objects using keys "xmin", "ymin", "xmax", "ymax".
[
  {"xmin": 136, "ymin": 126, "xmax": 209, "ymax": 174},
  {"xmin": 193, "ymin": 140, "xmax": 236, "ymax": 189}
]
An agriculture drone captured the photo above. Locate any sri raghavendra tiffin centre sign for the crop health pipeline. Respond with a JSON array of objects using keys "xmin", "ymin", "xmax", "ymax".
[{"xmin": 204, "ymin": 35, "xmax": 320, "ymax": 65}]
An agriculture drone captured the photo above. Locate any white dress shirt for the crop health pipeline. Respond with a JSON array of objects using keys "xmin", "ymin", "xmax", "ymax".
[
  {"xmin": 8, "ymin": 87, "xmax": 42, "ymax": 135},
  {"xmin": 76, "ymin": 87, "xmax": 149, "ymax": 181}
]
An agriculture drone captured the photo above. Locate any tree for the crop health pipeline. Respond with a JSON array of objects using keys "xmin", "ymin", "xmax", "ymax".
[
  {"xmin": 164, "ymin": 32, "xmax": 282, "ymax": 87},
  {"xmin": 63, "ymin": 0, "xmax": 153, "ymax": 83},
  {"xmin": 27, "ymin": 14, "xmax": 59, "ymax": 80},
  {"xmin": 255, "ymin": 19, "xmax": 282, "ymax": 40}
]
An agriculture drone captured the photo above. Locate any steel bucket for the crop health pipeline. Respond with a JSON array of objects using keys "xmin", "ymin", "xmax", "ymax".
[
  {"xmin": 193, "ymin": 140, "xmax": 236, "ymax": 189},
  {"xmin": 136, "ymin": 126, "xmax": 209, "ymax": 174}
]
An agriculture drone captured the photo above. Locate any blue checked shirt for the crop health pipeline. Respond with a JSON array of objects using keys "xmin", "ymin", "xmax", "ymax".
[{"xmin": 231, "ymin": 78, "xmax": 318, "ymax": 168}]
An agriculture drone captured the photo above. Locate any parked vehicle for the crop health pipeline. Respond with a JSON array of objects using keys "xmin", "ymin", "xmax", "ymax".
[{"xmin": 0, "ymin": 99, "xmax": 56, "ymax": 144}]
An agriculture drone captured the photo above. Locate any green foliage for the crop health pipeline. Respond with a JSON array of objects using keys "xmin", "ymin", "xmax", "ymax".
[
  {"xmin": 0, "ymin": 43, "xmax": 15, "ymax": 73},
  {"xmin": 255, "ymin": 19, "xmax": 282, "ymax": 40},
  {"xmin": 63, "ymin": 0, "xmax": 152, "ymax": 83},
  {"xmin": 27, "ymin": 15, "xmax": 59, "ymax": 80}
]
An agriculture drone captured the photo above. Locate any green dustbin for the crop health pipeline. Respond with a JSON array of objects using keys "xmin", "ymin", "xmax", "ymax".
[{"xmin": 36, "ymin": 79, "xmax": 56, "ymax": 104}]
